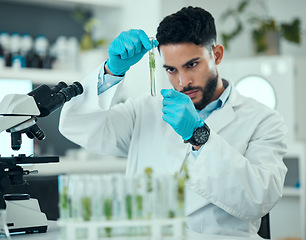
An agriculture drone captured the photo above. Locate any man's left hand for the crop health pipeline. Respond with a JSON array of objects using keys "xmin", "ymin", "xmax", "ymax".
[{"xmin": 161, "ymin": 89, "xmax": 204, "ymax": 140}]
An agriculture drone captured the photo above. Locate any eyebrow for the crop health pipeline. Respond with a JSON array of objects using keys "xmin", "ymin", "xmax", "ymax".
[{"xmin": 163, "ymin": 57, "xmax": 201, "ymax": 69}]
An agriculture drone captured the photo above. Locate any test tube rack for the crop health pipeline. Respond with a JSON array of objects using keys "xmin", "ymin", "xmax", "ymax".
[{"xmin": 58, "ymin": 217, "xmax": 186, "ymax": 240}]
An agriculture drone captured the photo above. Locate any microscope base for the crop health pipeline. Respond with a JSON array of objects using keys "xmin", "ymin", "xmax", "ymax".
[{"xmin": 5, "ymin": 195, "xmax": 48, "ymax": 234}]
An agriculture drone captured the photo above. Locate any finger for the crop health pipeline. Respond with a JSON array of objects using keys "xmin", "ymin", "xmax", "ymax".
[
  {"xmin": 137, "ymin": 29, "xmax": 151, "ymax": 50},
  {"xmin": 160, "ymin": 89, "xmax": 173, "ymax": 98},
  {"xmin": 162, "ymin": 98, "xmax": 177, "ymax": 108},
  {"xmin": 162, "ymin": 113, "xmax": 172, "ymax": 125},
  {"xmin": 162, "ymin": 105, "xmax": 179, "ymax": 115},
  {"xmin": 124, "ymin": 42, "xmax": 135, "ymax": 58},
  {"xmin": 108, "ymin": 39, "xmax": 126, "ymax": 58},
  {"xmin": 162, "ymin": 113, "xmax": 179, "ymax": 130},
  {"xmin": 110, "ymin": 32, "xmax": 131, "ymax": 59},
  {"xmin": 153, "ymin": 39, "xmax": 159, "ymax": 48},
  {"xmin": 129, "ymin": 30, "xmax": 142, "ymax": 54}
]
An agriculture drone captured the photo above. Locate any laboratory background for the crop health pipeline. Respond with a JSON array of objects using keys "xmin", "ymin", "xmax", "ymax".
[{"xmin": 0, "ymin": 0, "xmax": 306, "ymax": 239}]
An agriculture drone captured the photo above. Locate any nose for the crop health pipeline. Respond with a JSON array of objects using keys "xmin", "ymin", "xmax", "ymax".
[{"xmin": 179, "ymin": 73, "xmax": 192, "ymax": 87}]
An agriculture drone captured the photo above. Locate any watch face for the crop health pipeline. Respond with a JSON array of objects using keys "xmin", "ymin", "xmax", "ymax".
[{"xmin": 194, "ymin": 127, "xmax": 209, "ymax": 144}]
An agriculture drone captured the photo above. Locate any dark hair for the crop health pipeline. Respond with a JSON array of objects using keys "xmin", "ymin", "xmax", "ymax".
[{"xmin": 156, "ymin": 6, "xmax": 217, "ymax": 51}]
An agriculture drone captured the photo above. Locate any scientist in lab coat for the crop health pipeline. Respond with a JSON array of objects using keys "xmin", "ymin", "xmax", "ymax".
[{"xmin": 59, "ymin": 6, "xmax": 287, "ymax": 237}]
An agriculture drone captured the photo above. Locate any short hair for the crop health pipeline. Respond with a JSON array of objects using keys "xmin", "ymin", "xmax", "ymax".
[{"xmin": 156, "ymin": 6, "xmax": 217, "ymax": 51}]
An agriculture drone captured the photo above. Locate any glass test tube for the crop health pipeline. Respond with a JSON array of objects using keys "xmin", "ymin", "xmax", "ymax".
[
  {"xmin": 149, "ymin": 37, "xmax": 157, "ymax": 97},
  {"xmin": 102, "ymin": 175, "xmax": 113, "ymax": 238},
  {"xmin": 58, "ymin": 175, "xmax": 70, "ymax": 219}
]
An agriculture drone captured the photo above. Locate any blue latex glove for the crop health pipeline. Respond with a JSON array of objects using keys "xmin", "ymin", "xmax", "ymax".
[
  {"xmin": 161, "ymin": 89, "xmax": 205, "ymax": 141},
  {"xmin": 106, "ymin": 29, "xmax": 158, "ymax": 76}
]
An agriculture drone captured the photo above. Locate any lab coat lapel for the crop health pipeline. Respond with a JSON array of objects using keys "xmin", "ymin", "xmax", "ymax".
[
  {"xmin": 205, "ymin": 86, "xmax": 241, "ymax": 133},
  {"xmin": 185, "ymin": 87, "xmax": 242, "ymax": 216},
  {"xmin": 205, "ymin": 103, "xmax": 235, "ymax": 133}
]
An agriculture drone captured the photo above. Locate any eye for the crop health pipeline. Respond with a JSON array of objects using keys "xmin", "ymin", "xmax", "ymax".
[
  {"xmin": 166, "ymin": 67, "xmax": 176, "ymax": 74},
  {"xmin": 187, "ymin": 62, "xmax": 198, "ymax": 68}
]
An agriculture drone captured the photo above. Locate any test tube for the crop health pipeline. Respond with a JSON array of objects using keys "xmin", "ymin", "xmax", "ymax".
[
  {"xmin": 58, "ymin": 175, "xmax": 70, "ymax": 219},
  {"xmin": 149, "ymin": 37, "xmax": 157, "ymax": 97},
  {"xmin": 102, "ymin": 175, "xmax": 114, "ymax": 238}
]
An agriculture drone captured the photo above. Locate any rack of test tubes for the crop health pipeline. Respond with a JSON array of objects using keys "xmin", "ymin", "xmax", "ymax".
[{"xmin": 58, "ymin": 168, "xmax": 187, "ymax": 240}]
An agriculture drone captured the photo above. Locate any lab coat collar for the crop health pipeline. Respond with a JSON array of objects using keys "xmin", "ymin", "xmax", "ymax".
[{"xmin": 205, "ymin": 83, "xmax": 243, "ymax": 133}]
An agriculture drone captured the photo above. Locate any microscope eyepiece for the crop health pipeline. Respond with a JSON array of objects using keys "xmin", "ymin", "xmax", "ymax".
[
  {"xmin": 51, "ymin": 81, "xmax": 68, "ymax": 93},
  {"xmin": 28, "ymin": 81, "xmax": 83, "ymax": 117},
  {"xmin": 59, "ymin": 82, "xmax": 83, "ymax": 102}
]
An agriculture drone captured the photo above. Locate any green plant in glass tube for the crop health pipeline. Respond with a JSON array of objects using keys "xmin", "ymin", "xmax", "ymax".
[
  {"xmin": 59, "ymin": 176, "xmax": 70, "ymax": 219},
  {"xmin": 148, "ymin": 37, "xmax": 157, "ymax": 97},
  {"xmin": 149, "ymin": 51, "xmax": 155, "ymax": 69},
  {"xmin": 175, "ymin": 161, "xmax": 189, "ymax": 216},
  {"xmin": 144, "ymin": 167, "xmax": 153, "ymax": 192},
  {"xmin": 136, "ymin": 195, "xmax": 143, "ymax": 218},
  {"xmin": 60, "ymin": 186, "xmax": 69, "ymax": 212},
  {"xmin": 168, "ymin": 210, "xmax": 175, "ymax": 218},
  {"xmin": 104, "ymin": 197, "xmax": 112, "ymax": 237},
  {"xmin": 125, "ymin": 195, "xmax": 133, "ymax": 220},
  {"xmin": 144, "ymin": 167, "xmax": 154, "ymax": 219},
  {"xmin": 82, "ymin": 197, "xmax": 91, "ymax": 221},
  {"xmin": 177, "ymin": 178, "xmax": 185, "ymax": 212}
]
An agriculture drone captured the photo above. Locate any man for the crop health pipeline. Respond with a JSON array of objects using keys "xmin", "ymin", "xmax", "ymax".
[{"xmin": 59, "ymin": 6, "xmax": 287, "ymax": 237}]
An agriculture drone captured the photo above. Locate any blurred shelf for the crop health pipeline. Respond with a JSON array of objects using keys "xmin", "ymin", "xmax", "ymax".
[
  {"xmin": 0, "ymin": 67, "xmax": 84, "ymax": 85},
  {"xmin": 283, "ymin": 186, "xmax": 301, "ymax": 197},
  {"xmin": 24, "ymin": 156, "xmax": 127, "ymax": 175},
  {"xmin": 3, "ymin": 0, "xmax": 122, "ymax": 9},
  {"xmin": 60, "ymin": 0, "xmax": 122, "ymax": 7}
]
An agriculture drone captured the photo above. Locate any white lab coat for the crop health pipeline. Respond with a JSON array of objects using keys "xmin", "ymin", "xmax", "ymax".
[{"xmin": 59, "ymin": 65, "xmax": 288, "ymax": 237}]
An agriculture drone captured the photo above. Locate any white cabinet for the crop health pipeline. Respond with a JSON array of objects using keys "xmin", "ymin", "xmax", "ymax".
[
  {"xmin": 0, "ymin": 67, "xmax": 82, "ymax": 85},
  {"xmin": 271, "ymin": 142, "xmax": 306, "ymax": 240},
  {"xmin": 219, "ymin": 55, "xmax": 306, "ymax": 143},
  {"xmin": 219, "ymin": 56, "xmax": 306, "ymax": 240}
]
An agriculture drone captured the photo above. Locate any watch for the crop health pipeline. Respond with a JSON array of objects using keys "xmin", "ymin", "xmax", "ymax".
[{"xmin": 185, "ymin": 123, "xmax": 210, "ymax": 146}]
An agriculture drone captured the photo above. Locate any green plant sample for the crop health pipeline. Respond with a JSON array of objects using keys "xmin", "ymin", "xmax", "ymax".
[
  {"xmin": 168, "ymin": 210, "xmax": 175, "ymax": 218},
  {"xmin": 82, "ymin": 197, "xmax": 91, "ymax": 221},
  {"xmin": 149, "ymin": 52, "xmax": 155, "ymax": 70},
  {"xmin": 104, "ymin": 198, "xmax": 112, "ymax": 220},
  {"xmin": 104, "ymin": 198, "xmax": 112, "ymax": 237},
  {"xmin": 175, "ymin": 161, "xmax": 189, "ymax": 215},
  {"xmin": 136, "ymin": 195, "xmax": 143, "ymax": 218},
  {"xmin": 144, "ymin": 167, "xmax": 153, "ymax": 192},
  {"xmin": 60, "ymin": 186, "xmax": 69, "ymax": 210},
  {"xmin": 126, "ymin": 195, "xmax": 133, "ymax": 220}
]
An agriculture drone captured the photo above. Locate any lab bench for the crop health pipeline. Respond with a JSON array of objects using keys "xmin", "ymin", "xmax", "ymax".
[
  {"xmin": 10, "ymin": 221, "xmax": 261, "ymax": 240},
  {"xmin": 4, "ymin": 156, "xmax": 127, "ymax": 221}
]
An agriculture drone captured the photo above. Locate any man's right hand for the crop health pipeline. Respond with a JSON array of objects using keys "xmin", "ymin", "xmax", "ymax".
[{"xmin": 106, "ymin": 29, "xmax": 158, "ymax": 76}]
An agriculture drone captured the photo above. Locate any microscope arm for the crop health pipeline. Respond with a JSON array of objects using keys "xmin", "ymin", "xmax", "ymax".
[{"xmin": 0, "ymin": 94, "xmax": 40, "ymax": 133}]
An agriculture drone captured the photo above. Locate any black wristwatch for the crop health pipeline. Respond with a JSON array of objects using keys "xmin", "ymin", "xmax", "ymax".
[{"xmin": 185, "ymin": 123, "xmax": 210, "ymax": 146}]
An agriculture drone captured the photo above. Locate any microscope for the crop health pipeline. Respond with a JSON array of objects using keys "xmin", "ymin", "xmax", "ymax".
[{"xmin": 0, "ymin": 81, "xmax": 83, "ymax": 234}]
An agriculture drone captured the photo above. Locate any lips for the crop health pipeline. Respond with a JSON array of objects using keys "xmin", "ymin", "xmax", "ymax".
[{"xmin": 183, "ymin": 89, "xmax": 198, "ymax": 99}]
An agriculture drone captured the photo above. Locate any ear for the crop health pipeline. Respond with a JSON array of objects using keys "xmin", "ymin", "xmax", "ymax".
[{"xmin": 212, "ymin": 44, "xmax": 224, "ymax": 65}]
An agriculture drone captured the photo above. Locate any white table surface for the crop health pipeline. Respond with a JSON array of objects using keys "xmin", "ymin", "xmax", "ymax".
[
  {"xmin": 25, "ymin": 156, "xmax": 127, "ymax": 176},
  {"xmin": 11, "ymin": 221, "xmax": 60, "ymax": 240},
  {"xmin": 10, "ymin": 221, "xmax": 263, "ymax": 240}
]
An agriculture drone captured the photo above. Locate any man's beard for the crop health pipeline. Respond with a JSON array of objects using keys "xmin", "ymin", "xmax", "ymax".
[{"xmin": 181, "ymin": 73, "xmax": 218, "ymax": 110}]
